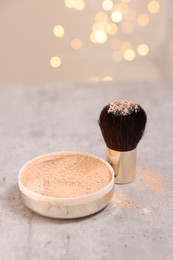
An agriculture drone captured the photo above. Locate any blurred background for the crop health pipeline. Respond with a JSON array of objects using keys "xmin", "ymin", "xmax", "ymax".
[{"xmin": 0, "ymin": 0, "xmax": 172, "ymax": 84}]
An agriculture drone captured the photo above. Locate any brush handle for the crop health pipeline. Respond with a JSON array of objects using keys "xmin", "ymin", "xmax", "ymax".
[{"xmin": 106, "ymin": 148, "xmax": 136, "ymax": 184}]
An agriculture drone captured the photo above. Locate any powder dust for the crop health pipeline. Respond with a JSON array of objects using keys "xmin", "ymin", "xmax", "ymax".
[
  {"xmin": 21, "ymin": 153, "xmax": 112, "ymax": 198},
  {"xmin": 108, "ymin": 100, "xmax": 140, "ymax": 115},
  {"xmin": 110, "ymin": 190, "xmax": 136, "ymax": 209},
  {"xmin": 137, "ymin": 167, "xmax": 168, "ymax": 195},
  {"xmin": 109, "ymin": 167, "xmax": 170, "ymax": 214},
  {"xmin": 110, "ymin": 190, "xmax": 151, "ymax": 214}
]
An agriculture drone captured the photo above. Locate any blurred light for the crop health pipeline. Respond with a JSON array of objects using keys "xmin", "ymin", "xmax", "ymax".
[
  {"xmin": 121, "ymin": 22, "xmax": 133, "ymax": 33},
  {"xmin": 90, "ymin": 32, "xmax": 97, "ymax": 43},
  {"xmin": 111, "ymin": 11, "xmax": 123, "ymax": 23},
  {"xmin": 102, "ymin": 0, "xmax": 113, "ymax": 11},
  {"xmin": 121, "ymin": 41, "xmax": 132, "ymax": 51},
  {"xmin": 116, "ymin": 3, "xmax": 128, "ymax": 15},
  {"xmin": 53, "ymin": 25, "xmax": 65, "ymax": 38},
  {"xmin": 102, "ymin": 76, "xmax": 113, "ymax": 81},
  {"xmin": 112, "ymin": 50, "xmax": 123, "ymax": 61},
  {"xmin": 109, "ymin": 38, "xmax": 121, "ymax": 49},
  {"xmin": 93, "ymin": 30, "xmax": 107, "ymax": 43},
  {"xmin": 64, "ymin": 0, "xmax": 85, "ymax": 10},
  {"xmin": 71, "ymin": 38, "xmax": 82, "ymax": 49},
  {"xmin": 88, "ymin": 76, "xmax": 100, "ymax": 83},
  {"xmin": 75, "ymin": 0, "xmax": 85, "ymax": 10},
  {"xmin": 50, "ymin": 56, "xmax": 61, "ymax": 68},
  {"xmin": 95, "ymin": 12, "xmax": 107, "ymax": 23},
  {"xmin": 106, "ymin": 23, "xmax": 118, "ymax": 35},
  {"xmin": 148, "ymin": 1, "xmax": 160, "ymax": 13},
  {"xmin": 92, "ymin": 23, "xmax": 101, "ymax": 31},
  {"xmin": 137, "ymin": 44, "xmax": 149, "ymax": 56},
  {"xmin": 121, "ymin": 0, "xmax": 131, "ymax": 3},
  {"xmin": 125, "ymin": 8, "xmax": 136, "ymax": 21},
  {"xmin": 64, "ymin": 0, "xmax": 76, "ymax": 8},
  {"xmin": 92, "ymin": 22, "xmax": 107, "ymax": 32},
  {"xmin": 124, "ymin": 49, "xmax": 136, "ymax": 61},
  {"xmin": 137, "ymin": 14, "xmax": 149, "ymax": 26}
]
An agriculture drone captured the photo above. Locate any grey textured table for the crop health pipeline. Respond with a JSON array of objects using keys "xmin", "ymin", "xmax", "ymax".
[{"xmin": 0, "ymin": 82, "xmax": 173, "ymax": 260}]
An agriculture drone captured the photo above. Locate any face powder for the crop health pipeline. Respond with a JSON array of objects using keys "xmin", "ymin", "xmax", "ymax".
[
  {"xmin": 18, "ymin": 152, "xmax": 114, "ymax": 218},
  {"xmin": 20, "ymin": 153, "xmax": 112, "ymax": 198}
]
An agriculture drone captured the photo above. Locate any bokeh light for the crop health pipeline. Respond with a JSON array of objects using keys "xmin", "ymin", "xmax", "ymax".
[
  {"xmin": 137, "ymin": 44, "xmax": 149, "ymax": 56},
  {"xmin": 137, "ymin": 14, "xmax": 149, "ymax": 26},
  {"xmin": 92, "ymin": 23, "xmax": 104, "ymax": 31},
  {"xmin": 102, "ymin": 0, "xmax": 113, "ymax": 11},
  {"xmin": 75, "ymin": 0, "xmax": 85, "ymax": 10},
  {"xmin": 102, "ymin": 76, "xmax": 113, "ymax": 81},
  {"xmin": 71, "ymin": 38, "xmax": 82, "ymax": 49},
  {"xmin": 64, "ymin": 0, "xmax": 85, "ymax": 11},
  {"xmin": 106, "ymin": 23, "xmax": 118, "ymax": 35},
  {"xmin": 90, "ymin": 32, "xmax": 97, "ymax": 43},
  {"xmin": 111, "ymin": 11, "xmax": 123, "ymax": 23},
  {"xmin": 121, "ymin": 41, "xmax": 132, "ymax": 51},
  {"xmin": 63, "ymin": 0, "xmax": 160, "ymax": 67},
  {"xmin": 92, "ymin": 30, "xmax": 107, "ymax": 44},
  {"xmin": 115, "ymin": 3, "xmax": 128, "ymax": 15},
  {"xmin": 53, "ymin": 25, "xmax": 65, "ymax": 38},
  {"xmin": 123, "ymin": 49, "xmax": 136, "ymax": 61},
  {"xmin": 95, "ymin": 12, "xmax": 107, "ymax": 23},
  {"xmin": 121, "ymin": 0, "xmax": 131, "ymax": 3},
  {"xmin": 64, "ymin": 0, "xmax": 75, "ymax": 8},
  {"xmin": 148, "ymin": 1, "xmax": 160, "ymax": 14},
  {"xmin": 50, "ymin": 56, "xmax": 61, "ymax": 68}
]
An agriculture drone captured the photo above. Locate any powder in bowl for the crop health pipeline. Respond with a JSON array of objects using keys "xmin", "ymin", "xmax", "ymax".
[{"xmin": 20, "ymin": 153, "xmax": 112, "ymax": 198}]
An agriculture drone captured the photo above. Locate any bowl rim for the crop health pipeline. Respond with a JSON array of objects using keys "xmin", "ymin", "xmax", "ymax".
[{"xmin": 18, "ymin": 151, "xmax": 115, "ymax": 206}]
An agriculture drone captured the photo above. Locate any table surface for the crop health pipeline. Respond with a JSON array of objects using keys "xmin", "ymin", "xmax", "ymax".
[{"xmin": 0, "ymin": 82, "xmax": 173, "ymax": 260}]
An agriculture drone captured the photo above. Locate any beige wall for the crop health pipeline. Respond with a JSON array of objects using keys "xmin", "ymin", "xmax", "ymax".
[{"xmin": 0, "ymin": 0, "xmax": 173, "ymax": 83}]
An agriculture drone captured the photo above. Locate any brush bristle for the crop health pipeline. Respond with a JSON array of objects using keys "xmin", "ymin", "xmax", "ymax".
[{"xmin": 98, "ymin": 100, "xmax": 147, "ymax": 152}]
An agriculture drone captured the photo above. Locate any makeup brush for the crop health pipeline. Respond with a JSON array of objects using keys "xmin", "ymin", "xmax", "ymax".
[{"xmin": 98, "ymin": 100, "xmax": 147, "ymax": 184}]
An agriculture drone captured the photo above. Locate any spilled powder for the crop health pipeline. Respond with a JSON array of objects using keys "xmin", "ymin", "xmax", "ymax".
[
  {"xmin": 110, "ymin": 190, "xmax": 151, "ymax": 214},
  {"xmin": 21, "ymin": 154, "xmax": 112, "ymax": 198},
  {"xmin": 108, "ymin": 100, "xmax": 140, "ymax": 115},
  {"xmin": 142, "ymin": 208, "xmax": 151, "ymax": 214},
  {"xmin": 137, "ymin": 167, "xmax": 167, "ymax": 195},
  {"xmin": 109, "ymin": 167, "xmax": 169, "ymax": 214},
  {"xmin": 110, "ymin": 190, "xmax": 136, "ymax": 209}
]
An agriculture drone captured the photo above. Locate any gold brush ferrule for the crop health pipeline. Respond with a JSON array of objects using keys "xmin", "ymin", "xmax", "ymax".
[{"xmin": 106, "ymin": 148, "xmax": 137, "ymax": 184}]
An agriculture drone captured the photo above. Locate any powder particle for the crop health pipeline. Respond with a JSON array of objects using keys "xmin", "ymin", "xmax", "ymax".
[
  {"xmin": 21, "ymin": 154, "xmax": 112, "ymax": 198},
  {"xmin": 142, "ymin": 208, "xmax": 151, "ymax": 215},
  {"xmin": 108, "ymin": 100, "xmax": 140, "ymax": 115},
  {"xmin": 110, "ymin": 167, "xmax": 169, "ymax": 213},
  {"xmin": 110, "ymin": 190, "xmax": 136, "ymax": 209},
  {"xmin": 110, "ymin": 190, "xmax": 151, "ymax": 213},
  {"xmin": 137, "ymin": 167, "xmax": 167, "ymax": 194}
]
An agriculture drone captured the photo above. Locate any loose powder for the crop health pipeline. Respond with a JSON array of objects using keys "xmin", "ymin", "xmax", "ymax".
[
  {"xmin": 108, "ymin": 100, "xmax": 140, "ymax": 116},
  {"xmin": 110, "ymin": 191, "xmax": 136, "ymax": 209},
  {"xmin": 137, "ymin": 167, "xmax": 167, "ymax": 194},
  {"xmin": 20, "ymin": 153, "xmax": 112, "ymax": 198},
  {"xmin": 110, "ymin": 191, "xmax": 151, "ymax": 214},
  {"xmin": 109, "ymin": 167, "xmax": 170, "ymax": 214}
]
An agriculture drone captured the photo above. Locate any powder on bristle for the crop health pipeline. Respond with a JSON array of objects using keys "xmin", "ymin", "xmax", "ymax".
[
  {"xmin": 108, "ymin": 100, "xmax": 140, "ymax": 116},
  {"xmin": 99, "ymin": 100, "xmax": 147, "ymax": 151}
]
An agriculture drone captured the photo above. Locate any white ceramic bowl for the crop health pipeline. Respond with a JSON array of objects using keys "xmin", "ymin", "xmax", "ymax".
[{"xmin": 18, "ymin": 152, "xmax": 114, "ymax": 219}]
